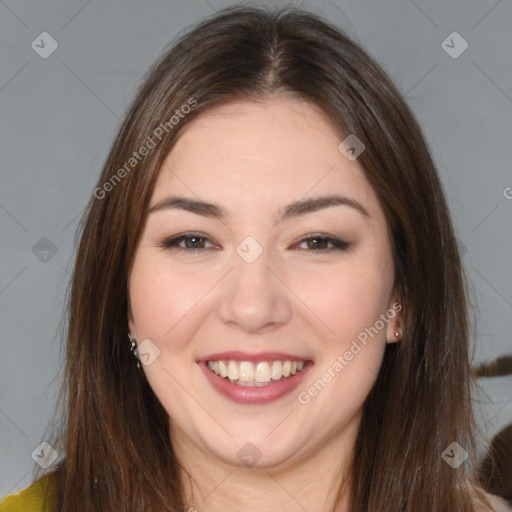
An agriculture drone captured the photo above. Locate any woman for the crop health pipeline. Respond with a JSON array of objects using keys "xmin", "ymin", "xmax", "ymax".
[{"xmin": 1, "ymin": 5, "xmax": 509, "ymax": 512}]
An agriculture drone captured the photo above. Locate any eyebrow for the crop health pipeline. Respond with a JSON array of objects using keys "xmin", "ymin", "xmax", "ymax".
[{"xmin": 147, "ymin": 194, "xmax": 371, "ymax": 221}]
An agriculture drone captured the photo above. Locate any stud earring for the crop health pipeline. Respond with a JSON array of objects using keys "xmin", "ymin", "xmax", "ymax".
[
  {"xmin": 393, "ymin": 326, "xmax": 401, "ymax": 339},
  {"xmin": 128, "ymin": 332, "xmax": 141, "ymax": 369}
]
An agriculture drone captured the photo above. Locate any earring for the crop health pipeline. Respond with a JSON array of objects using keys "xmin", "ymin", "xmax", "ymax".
[
  {"xmin": 393, "ymin": 326, "xmax": 401, "ymax": 339},
  {"xmin": 128, "ymin": 333, "xmax": 141, "ymax": 369}
]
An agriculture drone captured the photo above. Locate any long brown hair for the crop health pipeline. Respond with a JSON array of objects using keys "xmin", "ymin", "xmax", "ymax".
[{"xmin": 32, "ymin": 5, "xmax": 491, "ymax": 511}]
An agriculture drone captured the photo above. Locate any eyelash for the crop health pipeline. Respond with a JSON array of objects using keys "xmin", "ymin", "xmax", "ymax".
[{"xmin": 160, "ymin": 232, "xmax": 350, "ymax": 253}]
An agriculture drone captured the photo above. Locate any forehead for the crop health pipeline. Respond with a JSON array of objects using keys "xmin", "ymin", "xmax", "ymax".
[{"xmin": 151, "ymin": 97, "xmax": 382, "ymax": 221}]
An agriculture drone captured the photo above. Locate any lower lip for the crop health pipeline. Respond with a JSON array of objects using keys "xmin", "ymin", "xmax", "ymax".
[{"xmin": 198, "ymin": 361, "xmax": 314, "ymax": 405}]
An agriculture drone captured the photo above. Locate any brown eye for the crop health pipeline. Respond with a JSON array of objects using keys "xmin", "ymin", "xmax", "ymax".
[
  {"xmin": 161, "ymin": 233, "xmax": 216, "ymax": 251},
  {"xmin": 182, "ymin": 236, "xmax": 206, "ymax": 249},
  {"xmin": 298, "ymin": 235, "xmax": 350, "ymax": 251}
]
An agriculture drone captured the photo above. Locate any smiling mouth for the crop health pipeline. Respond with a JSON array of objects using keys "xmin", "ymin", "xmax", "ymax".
[{"xmin": 206, "ymin": 359, "xmax": 307, "ymax": 387}]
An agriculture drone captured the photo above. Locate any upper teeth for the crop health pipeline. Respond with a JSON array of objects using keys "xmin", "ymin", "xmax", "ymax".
[{"xmin": 207, "ymin": 360, "xmax": 305, "ymax": 383}]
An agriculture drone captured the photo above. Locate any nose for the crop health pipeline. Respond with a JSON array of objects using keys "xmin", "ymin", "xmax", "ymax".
[{"xmin": 217, "ymin": 246, "xmax": 293, "ymax": 334}]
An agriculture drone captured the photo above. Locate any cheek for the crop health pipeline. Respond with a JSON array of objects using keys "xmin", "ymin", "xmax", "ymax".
[
  {"xmin": 300, "ymin": 265, "xmax": 391, "ymax": 414},
  {"xmin": 129, "ymin": 257, "xmax": 203, "ymax": 399},
  {"xmin": 291, "ymin": 253, "xmax": 394, "ymax": 370},
  {"xmin": 129, "ymin": 254, "xmax": 206, "ymax": 339},
  {"xmin": 300, "ymin": 266, "xmax": 391, "ymax": 334}
]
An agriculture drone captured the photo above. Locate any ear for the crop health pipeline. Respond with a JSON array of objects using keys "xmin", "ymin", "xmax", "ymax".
[{"xmin": 386, "ymin": 292, "xmax": 403, "ymax": 344}]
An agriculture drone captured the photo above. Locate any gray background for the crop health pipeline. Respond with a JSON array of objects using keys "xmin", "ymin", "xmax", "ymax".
[{"xmin": 1, "ymin": 0, "xmax": 511, "ymax": 497}]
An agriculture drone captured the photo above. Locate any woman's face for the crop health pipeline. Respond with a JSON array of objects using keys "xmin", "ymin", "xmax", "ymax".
[{"xmin": 128, "ymin": 96, "xmax": 401, "ymax": 469}]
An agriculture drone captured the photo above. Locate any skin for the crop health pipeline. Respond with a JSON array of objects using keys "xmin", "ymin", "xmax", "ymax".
[{"xmin": 128, "ymin": 95, "xmax": 402, "ymax": 512}]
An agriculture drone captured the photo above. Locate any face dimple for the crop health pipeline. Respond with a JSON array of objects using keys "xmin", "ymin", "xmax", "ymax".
[{"xmin": 127, "ymin": 96, "xmax": 399, "ymax": 470}]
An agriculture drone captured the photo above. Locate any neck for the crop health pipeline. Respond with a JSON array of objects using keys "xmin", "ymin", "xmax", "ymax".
[{"xmin": 171, "ymin": 417, "xmax": 359, "ymax": 512}]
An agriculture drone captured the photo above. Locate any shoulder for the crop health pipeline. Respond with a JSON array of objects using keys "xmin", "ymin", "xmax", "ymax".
[
  {"xmin": 0, "ymin": 473, "xmax": 55, "ymax": 512},
  {"xmin": 475, "ymin": 491, "xmax": 511, "ymax": 512}
]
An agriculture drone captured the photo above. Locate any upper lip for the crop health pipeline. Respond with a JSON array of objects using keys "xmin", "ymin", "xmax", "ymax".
[{"xmin": 197, "ymin": 351, "xmax": 312, "ymax": 363}]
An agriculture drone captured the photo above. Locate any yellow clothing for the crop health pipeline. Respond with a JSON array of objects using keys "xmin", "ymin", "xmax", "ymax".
[{"xmin": 0, "ymin": 474, "xmax": 54, "ymax": 512}]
